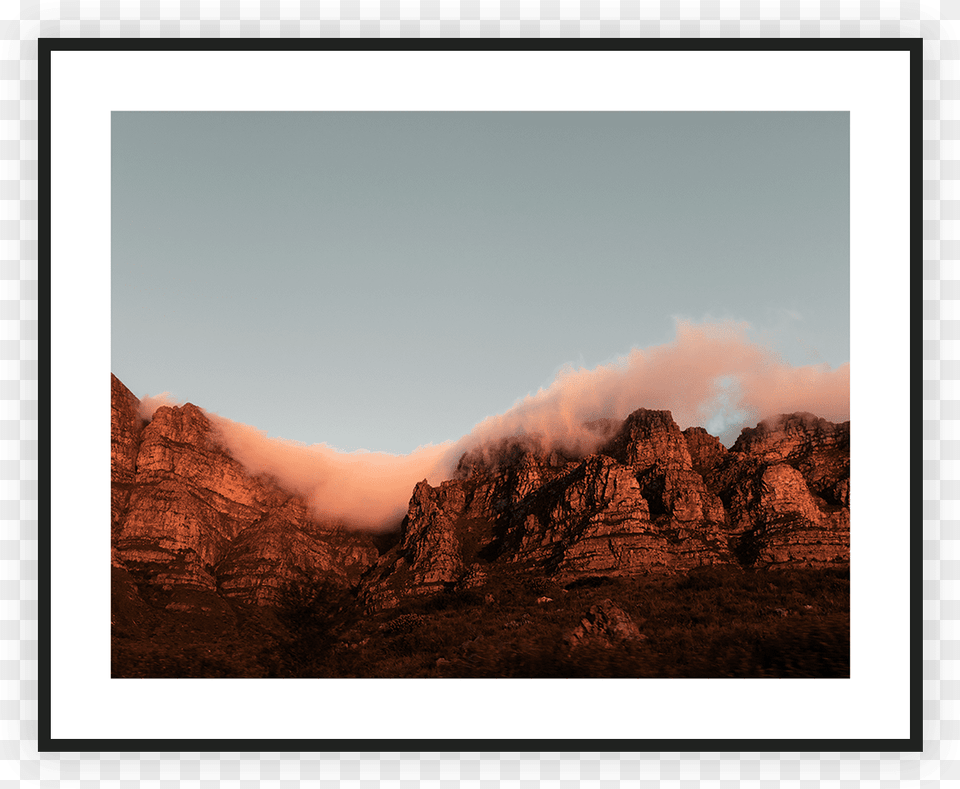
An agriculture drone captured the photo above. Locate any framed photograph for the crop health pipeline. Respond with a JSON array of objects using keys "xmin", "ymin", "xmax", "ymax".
[{"xmin": 41, "ymin": 39, "xmax": 920, "ymax": 750}]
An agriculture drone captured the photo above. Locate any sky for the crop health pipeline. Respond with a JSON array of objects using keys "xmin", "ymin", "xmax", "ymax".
[{"xmin": 112, "ymin": 111, "xmax": 849, "ymax": 516}]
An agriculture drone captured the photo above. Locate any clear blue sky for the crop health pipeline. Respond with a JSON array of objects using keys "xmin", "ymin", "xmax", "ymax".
[{"xmin": 112, "ymin": 111, "xmax": 849, "ymax": 455}]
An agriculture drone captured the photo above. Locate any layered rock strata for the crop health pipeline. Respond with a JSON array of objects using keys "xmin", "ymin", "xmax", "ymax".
[
  {"xmin": 111, "ymin": 374, "xmax": 850, "ymax": 617},
  {"xmin": 111, "ymin": 374, "xmax": 144, "ymax": 555},
  {"xmin": 111, "ymin": 375, "xmax": 378, "ymax": 612},
  {"xmin": 709, "ymin": 413, "xmax": 851, "ymax": 568},
  {"xmin": 360, "ymin": 409, "xmax": 850, "ymax": 610}
]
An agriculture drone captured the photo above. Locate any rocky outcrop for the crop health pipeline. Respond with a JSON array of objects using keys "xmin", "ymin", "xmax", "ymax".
[
  {"xmin": 716, "ymin": 477, "xmax": 846, "ymax": 569},
  {"xmin": 731, "ymin": 412, "xmax": 850, "ymax": 506},
  {"xmin": 732, "ymin": 412, "xmax": 847, "ymax": 461},
  {"xmin": 564, "ymin": 599, "xmax": 645, "ymax": 650},
  {"xmin": 112, "ymin": 374, "xmax": 850, "ymax": 618},
  {"xmin": 111, "ymin": 376, "xmax": 144, "ymax": 559},
  {"xmin": 111, "ymin": 375, "xmax": 378, "ymax": 611},
  {"xmin": 683, "ymin": 426, "xmax": 727, "ymax": 475},
  {"xmin": 359, "ymin": 408, "xmax": 850, "ymax": 610},
  {"xmin": 700, "ymin": 413, "xmax": 851, "ymax": 568}
]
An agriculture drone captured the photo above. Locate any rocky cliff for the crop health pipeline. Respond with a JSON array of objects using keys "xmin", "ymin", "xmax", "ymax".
[
  {"xmin": 111, "ymin": 375, "xmax": 379, "ymax": 616},
  {"xmin": 359, "ymin": 408, "xmax": 850, "ymax": 610},
  {"xmin": 111, "ymin": 375, "xmax": 850, "ymax": 619}
]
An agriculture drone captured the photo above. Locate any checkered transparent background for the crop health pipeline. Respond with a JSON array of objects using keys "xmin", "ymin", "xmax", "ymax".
[{"xmin": 1, "ymin": 1, "xmax": 952, "ymax": 785}]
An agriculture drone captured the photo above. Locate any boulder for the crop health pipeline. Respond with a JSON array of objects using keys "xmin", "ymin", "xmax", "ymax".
[{"xmin": 564, "ymin": 599, "xmax": 645, "ymax": 650}]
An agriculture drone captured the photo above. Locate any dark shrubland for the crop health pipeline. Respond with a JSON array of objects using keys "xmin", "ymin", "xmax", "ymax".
[{"xmin": 113, "ymin": 565, "xmax": 848, "ymax": 679}]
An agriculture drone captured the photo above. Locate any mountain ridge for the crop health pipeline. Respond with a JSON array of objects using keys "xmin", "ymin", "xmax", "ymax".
[{"xmin": 111, "ymin": 373, "xmax": 850, "ymax": 619}]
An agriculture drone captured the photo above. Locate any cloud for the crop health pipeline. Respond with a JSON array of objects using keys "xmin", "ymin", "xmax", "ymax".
[
  {"xmin": 450, "ymin": 319, "xmax": 849, "ymax": 458},
  {"xmin": 203, "ymin": 415, "xmax": 454, "ymax": 532},
  {"xmin": 141, "ymin": 320, "xmax": 849, "ymax": 531},
  {"xmin": 138, "ymin": 392, "xmax": 183, "ymax": 421}
]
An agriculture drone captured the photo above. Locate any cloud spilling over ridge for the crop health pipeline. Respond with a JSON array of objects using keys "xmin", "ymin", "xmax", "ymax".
[
  {"xmin": 165, "ymin": 321, "xmax": 848, "ymax": 531},
  {"xmin": 138, "ymin": 392, "xmax": 183, "ymax": 421},
  {"xmin": 456, "ymin": 320, "xmax": 850, "ymax": 460},
  {"xmin": 205, "ymin": 415, "xmax": 453, "ymax": 532}
]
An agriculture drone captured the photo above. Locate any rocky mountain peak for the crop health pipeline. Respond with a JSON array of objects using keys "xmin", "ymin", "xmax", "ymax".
[
  {"xmin": 112, "ymin": 374, "xmax": 850, "ymax": 622},
  {"xmin": 360, "ymin": 405, "xmax": 849, "ymax": 609},
  {"xmin": 148, "ymin": 401, "xmax": 208, "ymax": 431},
  {"xmin": 111, "ymin": 376, "xmax": 379, "ymax": 613},
  {"xmin": 601, "ymin": 408, "xmax": 694, "ymax": 471},
  {"xmin": 731, "ymin": 411, "xmax": 849, "ymax": 461},
  {"xmin": 453, "ymin": 433, "xmax": 570, "ymax": 481},
  {"xmin": 683, "ymin": 426, "xmax": 728, "ymax": 475}
]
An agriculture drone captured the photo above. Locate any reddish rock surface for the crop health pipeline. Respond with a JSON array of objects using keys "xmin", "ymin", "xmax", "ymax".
[
  {"xmin": 360, "ymin": 408, "xmax": 850, "ymax": 609},
  {"xmin": 683, "ymin": 426, "xmax": 728, "ymax": 475},
  {"xmin": 111, "ymin": 375, "xmax": 378, "ymax": 612},
  {"xmin": 111, "ymin": 375, "xmax": 850, "ymax": 617},
  {"xmin": 731, "ymin": 412, "xmax": 850, "ymax": 506},
  {"xmin": 111, "ymin": 376, "xmax": 144, "ymax": 559},
  {"xmin": 564, "ymin": 598, "xmax": 645, "ymax": 650}
]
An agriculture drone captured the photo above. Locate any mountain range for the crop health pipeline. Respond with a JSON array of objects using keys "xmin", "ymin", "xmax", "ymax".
[{"xmin": 110, "ymin": 373, "xmax": 850, "ymax": 677}]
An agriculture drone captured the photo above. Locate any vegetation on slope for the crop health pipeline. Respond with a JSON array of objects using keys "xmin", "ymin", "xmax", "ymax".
[{"xmin": 112, "ymin": 564, "xmax": 849, "ymax": 679}]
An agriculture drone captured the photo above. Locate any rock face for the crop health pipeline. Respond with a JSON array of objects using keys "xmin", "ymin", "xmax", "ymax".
[
  {"xmin": 564, "ymin": 599, "xmax": 645, "ymax": 650},
  {"xmin": 111, "ymin": 375, "xmax": 379, "ymax": 613},
  {"xmin": 359, "ymin": 408, "xmax": 850, "ymax": 610},
  {"xmin": 683, "ymin": 426, "xmax": 728, "ymax": 475},
  {"xmin": 111, "ymin": 374, "xmax": 850, "ymax": 618},
  {"xmin": 111, "ymin": 375, "xmax": 144, "ymax": 556},
  {"xmin": 711, "ymin": 413, "xmax": 851, "ymax": 569},
  {"xmin": 731, "ymin": 412, "xmax": 850, "ymax": 507}
]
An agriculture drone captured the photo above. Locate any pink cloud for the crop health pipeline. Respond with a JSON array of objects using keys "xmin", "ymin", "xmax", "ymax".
[
  {"xmin": 137, "ymin": 392, "xmax": 183, "ymax": 421},
  {"xmin": 192, "ymin": 320, "xmax": 848, "ymax": 531}
]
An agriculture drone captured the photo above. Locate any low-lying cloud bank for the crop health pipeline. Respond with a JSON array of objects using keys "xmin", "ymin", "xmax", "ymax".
[
  {"xmin": 149, "ymin": 321, "xmax": 849, "ymax": 531},
  {"xmin": 459, "ymin": 320, "xmax": 849, "ymax": 459},
  {"xmin": 206, "ymin": 417, "xmax": 454, "ymax": 531}
]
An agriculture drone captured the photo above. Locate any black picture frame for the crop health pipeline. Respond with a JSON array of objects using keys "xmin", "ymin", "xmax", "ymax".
[{"xmin": 39, "ymin": 37, "xmax": 922, "ymax": 752}]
